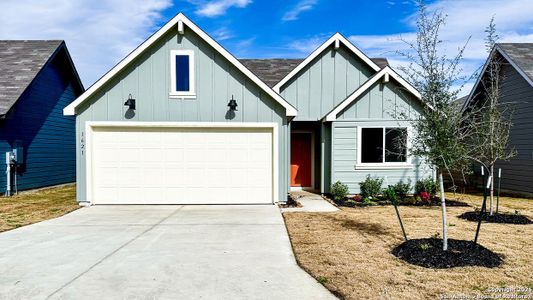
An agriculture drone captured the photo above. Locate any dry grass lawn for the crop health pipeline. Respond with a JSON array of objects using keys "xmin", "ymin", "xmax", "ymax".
[
  {"xmin": 284, "ymin": 193, "xmax": 533, "ymax": 299},
  {"xmin": 0, "ymin": 184, "xmax": 78, "ymax": 232}
]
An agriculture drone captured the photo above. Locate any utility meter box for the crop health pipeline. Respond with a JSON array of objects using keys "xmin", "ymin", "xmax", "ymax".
[{"xmin": 12, "ymin": 146, "xmax": 23, "ymax": 164}]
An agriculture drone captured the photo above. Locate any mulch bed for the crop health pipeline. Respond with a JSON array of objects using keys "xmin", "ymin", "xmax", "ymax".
[
  {"xmin": 391, "ymin": 238, "xmax": 503, "ymax": 269},
  {"xmin": 398, "ymin": 199, "xmax": 470, "ymax": 207},
  {"xmin": 458, "ymin": 211, "xmax": 532, "ymax": 225},
  {"xmin": 340, "ymin": 199, "xmax": 470, "ymax": 208}
]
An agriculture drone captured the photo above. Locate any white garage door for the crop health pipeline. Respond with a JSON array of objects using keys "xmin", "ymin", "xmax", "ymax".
[{"xmin": 90, "ymin": 126, "xmax": 274, "ymax": 204}]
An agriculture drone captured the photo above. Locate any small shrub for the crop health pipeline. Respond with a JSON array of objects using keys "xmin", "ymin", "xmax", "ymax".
[
  {"xmin": 415, "ymin": 178, "xmax": 438, "ymax": 196},
  {"xmin": 362, "ymin": 197, "xmax": 378, "ymax": 206},
  {"xmin": 393, "ymin": 179, "xmax": 411, "ymax": 200},
  {"xmin": 419, "ymin": 191, "xmax": 431, "ymax": 203},
  {"xmin": 344, "ymin": 200, "xmax": 357, "ymax": 207},
  {"xmin": 420, "ymin": 242, "xmax": 431, "ymax": 251},
  {"xmin": 359, "ymin": 175, "xmax": 383, "ymax": 199},
  {"xmin": 352, "ymin": 195, "xmax": 363, "ymax": 202},
  {"xmin": 330, "ymin": 181, "xmax": 349, "ymax": 204},
  {"xmin": 383, "ymin": 186, "xmax": 398, "ymax": 204}
]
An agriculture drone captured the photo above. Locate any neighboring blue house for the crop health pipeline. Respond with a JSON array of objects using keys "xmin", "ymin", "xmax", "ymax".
[{"xmin": 0, "ymin": 40, "xmax": 84, "ymax": 194}]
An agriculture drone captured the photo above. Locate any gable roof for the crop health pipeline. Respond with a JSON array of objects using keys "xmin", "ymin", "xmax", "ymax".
[
  {"xmin": 64, "ymin": 13, "xmax": 297, "ymax": 117},
  {"xmin": 273, "ymin": 33, "xmax": 382, "ymax": 93},
  {"xmin": 324, "ymin": 66, "xmax": 421, "ymax": 121},
  {"xmin": 240, "ymin": 57, "xmax": 388, "ymax": 88},
  {"xmin": 462, "ymin": 43, "xmax": 533, "ymax": 112},
  {"xmin": 0, "ymin": 40, "xmax": 66, "ymax": 116}
]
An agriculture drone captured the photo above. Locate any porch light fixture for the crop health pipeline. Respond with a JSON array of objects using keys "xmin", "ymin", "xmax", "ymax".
[
  {"xmin": 228, "ymin": 95, "xmax": 238, "ymax": 111},
  {"xmin": 124, "ymin": 94, "xmax": 136, "ymax": 110}
]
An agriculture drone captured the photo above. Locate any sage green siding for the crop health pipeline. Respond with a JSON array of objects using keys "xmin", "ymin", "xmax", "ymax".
[
  {"xmin": 279, "ymin": 44, "xmax": 374, "ymax": 121},
  {"xmin": 75, "ymin": 26, "xmax": 290, "ymax": 202},
  {"xmin": 336, "ymin": 79, "xmax": 422, "ymax": 120},
  {"xmin": 330, "ymin": 80, "xmax": 431, "ymax": 194},
  {"xmin": 331, "ymin": 121, "xmax": 433, "ymax": 194}
]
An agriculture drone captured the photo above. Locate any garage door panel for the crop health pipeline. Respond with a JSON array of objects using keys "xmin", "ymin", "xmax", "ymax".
[{"xmin": 91, "ymin": 126, "xmax": 274, "ymax": 204}]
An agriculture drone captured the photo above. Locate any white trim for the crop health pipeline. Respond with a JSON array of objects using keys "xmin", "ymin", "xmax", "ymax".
[
  {"xmin": 290, "ymin": 130, "xmax": 315, "ymax": 190},
  {"xmin": 462, "ymin": 45, "xmax": 533, "ymax": 112},
  {"xmin": 355, "ymin": 125, "xmax": 412, "ymax": 169},
  {"xmin": 273, "ymin": 33, "xmax": 381, "ymax": 93},
  {"xmin": 177, "ymin": 20, "xmax": 184, "ymax": 35},
  {"xmin": 170, "ymin": 49, "xmax": 196, "ymax": 99},
  {"xmin": 324, "ymin": 66, "xmax": 421, "ymax": 121},
  {"xmin": 84, "ymin": 121, "xmax": 279, "ymax": 205},
  {"xmin": 64, "ymin": 13, "xmax": 297, "ymax": 117}
]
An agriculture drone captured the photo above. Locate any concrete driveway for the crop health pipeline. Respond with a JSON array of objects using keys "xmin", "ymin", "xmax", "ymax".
[{"xmin": 0, "ymin": 205, "xmax": 335, "ymax": 300}]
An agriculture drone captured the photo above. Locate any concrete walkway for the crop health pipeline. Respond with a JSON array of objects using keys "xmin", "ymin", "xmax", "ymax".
[
  {"xmin": 282, "ymin": 191, "xmax": 339, "ymax": 212},
  {"xmin": 0, "ymin": 205, "xmax": 335, "ymax": 300}
]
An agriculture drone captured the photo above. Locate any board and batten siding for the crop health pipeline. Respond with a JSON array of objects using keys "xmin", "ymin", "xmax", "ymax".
[
  {"xmin": 0, "ymin": 50, "xmax": 80, "ymax": 192},
  {"xmin": 493, "ymin": 64, "xmax": 533, "ymax": 194},
  {"xmin": 75, "ymin": 26, "xmax": 290, "ymax": 202},
  {"xmin": 330, "ymin": 80, "xmax": 432, "ymax": 194},
  {"xmin": 279, "ymin": 45, "xmax": 375, "ymax": 121}
]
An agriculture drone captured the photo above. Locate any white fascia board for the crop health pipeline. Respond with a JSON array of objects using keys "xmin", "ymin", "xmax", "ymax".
[
  {"xmin": 324, "ymin": 66, "xmax": 421, "ymax": 121},
  {"xmin": 273, "ymin": 33, "xmax": 381, "ymax": 93},
  {"xmin": 64, "ymin": 13, "xmax": 297, "ymax": 117}
]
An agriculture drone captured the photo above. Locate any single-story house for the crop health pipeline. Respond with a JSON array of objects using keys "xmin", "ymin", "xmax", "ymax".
[
  {"xmin": 64, "ymin": 13, "xmax": 432, "ymax": 205},
  {"xmin": 0, "ymin": 40, "xmax": 83, "ymax": 195},
  {"xmin": 463, "ymin": 43, "xmax": 533, "ymax": 195}
]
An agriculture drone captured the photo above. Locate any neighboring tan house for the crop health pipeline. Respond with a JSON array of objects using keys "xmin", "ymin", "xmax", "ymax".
[
  {"xmin": 463, "ymin": 43, "xmax": 533, "ymax": 195},
  {"xmin": 0, "ymin": 40, "xmax": 84, "ymax": 195},
  {"xmin": 64, "ymin": 13, "xmax": 432, "ymax": 205}
]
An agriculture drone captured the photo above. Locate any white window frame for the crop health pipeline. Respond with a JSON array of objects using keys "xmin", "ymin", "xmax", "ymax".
[
  {"xmin": 356, "ymin": 126, "xmax": 414, "ymax": 170},
  {"xmin": 170, "ymin": 49, "xmax": 196, "ymax": 99}
]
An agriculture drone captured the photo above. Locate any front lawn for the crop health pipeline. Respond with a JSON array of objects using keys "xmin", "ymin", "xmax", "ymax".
[
  {"xmin": 283, "ymin": 193, "xmax": 533, "ymax": 299},
  {"xmin": 0, "ymin": 184, "xmax": 78, "ymax": 232}
]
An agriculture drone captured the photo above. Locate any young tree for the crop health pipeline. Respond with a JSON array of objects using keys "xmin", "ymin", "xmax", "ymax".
[
  {"xmin": 397, "ymin": 1, "xmax": 469, "ymax": 250},
  {"xmin": 464, "ymin": 17, "xmax": 515, "ymax": 215}
]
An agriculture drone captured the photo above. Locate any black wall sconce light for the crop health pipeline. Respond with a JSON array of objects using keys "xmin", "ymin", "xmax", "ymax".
[
  {"xmin": 124, "ymin": 94, "xmax": 136, "ymax": 110},
  {"xmin": 227, "ymin": 95, "xmax": 238, "ymax": 111}
]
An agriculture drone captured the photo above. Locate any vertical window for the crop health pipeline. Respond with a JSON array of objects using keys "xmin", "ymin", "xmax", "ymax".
[
  {"xmin": 360, "ymin": 127, "xmax": 407, "ymax": 164},
  {"xmin": 385, "ymin": 128, "xmax": 407, "ymax": 162},
  {"xmin": 361, "ymin": 128, "xmax": 383, "ymax": 163},
  {"xmin": 170, "ymin": 50, "xmax": 195, "ymax": 98},
  {"xmin": 175, "ymin": 55, "xmax": 190, "ymax": 92}
]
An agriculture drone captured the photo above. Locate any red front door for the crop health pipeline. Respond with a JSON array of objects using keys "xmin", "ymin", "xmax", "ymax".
[{"xmin": 291, "ymin": 133, "xmax": 312, "ymax": 187}]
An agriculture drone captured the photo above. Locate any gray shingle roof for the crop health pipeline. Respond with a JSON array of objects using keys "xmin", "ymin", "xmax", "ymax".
[
  {"xmin": 240, "ymin": 57, "xmax": 389, "ymax": 88},
  {"xmin": 0, "ymin": 40, "xmax": 63, "ymax": 115},
  {"xmin": 240, "ymin": 59, "xmax": 303, "ymax": 88},
  {"xmin": 497, "ymin": 43, "xmax": 533, "ymax": 83}
]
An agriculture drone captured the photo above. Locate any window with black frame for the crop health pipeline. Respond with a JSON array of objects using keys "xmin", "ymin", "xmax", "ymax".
[{"xmin": 360, "ymin": 127, "xmax": 407, "ymax": 164}]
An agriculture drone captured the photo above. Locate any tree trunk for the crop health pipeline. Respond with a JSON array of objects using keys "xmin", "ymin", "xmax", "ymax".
[
  {"xmin": 489, "ymin": 164, "xmax": 495, "ymax": 215},
  {"xmin": 439, "ymin": 173, "xmax": 448, "ymax": 251}
]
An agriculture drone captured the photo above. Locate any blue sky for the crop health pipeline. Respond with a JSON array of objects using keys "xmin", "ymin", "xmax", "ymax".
[{"xmin": 0, "ymin": 0, "xmax": 532, "ymax": 95}]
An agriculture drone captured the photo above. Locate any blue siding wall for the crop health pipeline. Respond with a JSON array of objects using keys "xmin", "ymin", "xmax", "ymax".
[{"xmin": 0, "ymin": 50, "xmax": 81, "ymax": 192}]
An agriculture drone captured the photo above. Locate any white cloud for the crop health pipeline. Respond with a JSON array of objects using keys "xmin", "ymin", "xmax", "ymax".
[
  {"xmin": 211, "ymin": 27, "xmax": 235, "ymax": 41},
  {"xmin": 286, "ymin": 34, "xmax": 329, "ymax": 54},
  {"xmin": 195, "ymin": 0, "xmax": 251, "ymax": 17},
  {"xmin": 282, "ymin": 0, "xmax": 317, "ymax": 22},
  {"xmin": 348, "ymin": 0, "xmax": 533, "ymax": 96},
  {"xmin": 0, "ymin": 0, "xmax": 172, "ymax": 86}
]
